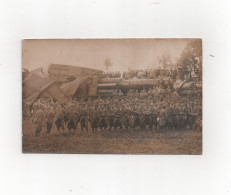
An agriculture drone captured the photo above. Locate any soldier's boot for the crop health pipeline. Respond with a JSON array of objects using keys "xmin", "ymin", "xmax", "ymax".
[
  {"xmin": 120, "ymin": 124, "xmax": 123, "ymax": 132},
  {"xmin": 143, "ymin": 124, "xmax": 146, "ymax": 131},
  {"xmin": 81, "ymin": 125, "xmax": 84, "ymax": 133},
  {"xmin": 46, "ymin": 122, "xmax": 52, "ymax": 134},
  {"xmin": 60, "ymin": 122, "xmax": 65, "ymax": 132},
  {"xmin": 113, "ymin": 126, "xmax": 116, "ymax": 132},
  {"xmin": 57, "ymin": 127, "xmax": 60, "ymax": 134},
  {"xmin": 154, "ymin": 125, "xmax": 157, "ymax": 131},
  {"xmin": 109, "ymin": 126, "xmax": 112, "ymax": 132},
  {"xmin": 35, "ymin": 125, "xmax": 42, "ymax": 137},
  {"xmin": 127, "ymin": 126, "xmax": 130, "ymax": 132},
  {"xmin": 157, "ymin": 125, "xmax": 160, "ymax": 132},
  {"xmin": 68, "ymin": 128, "xmax": 71, "ymax": 134}
]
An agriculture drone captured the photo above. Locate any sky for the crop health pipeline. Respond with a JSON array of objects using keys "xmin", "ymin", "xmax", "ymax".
[{"xmin": 22, "ymin": 39, "xmax": 190, "ymax": 72}]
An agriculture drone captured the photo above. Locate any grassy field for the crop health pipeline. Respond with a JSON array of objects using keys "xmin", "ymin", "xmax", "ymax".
[{"xmin": 22, "ymin": 119, "xmax": 202, "ymax": 154}]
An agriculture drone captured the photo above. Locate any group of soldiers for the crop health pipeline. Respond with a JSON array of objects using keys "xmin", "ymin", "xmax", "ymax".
[
  {"xmin": 29, "ymin": 88, "xmax": 201, "ymax": 137},
  {"xmin": 102, "ymin": 71, "xmax": 122, "ymax": 78},
  {"xmin": 102, "ymin": 68, "xmax": 178, "ymax": 80},
  {"xmin": 103, "ymin": 69, "xmax": 177, "ymax": 79},
  {"xmin": 123, "ymin": 68, "xmax": 178, "ymax": 80}
]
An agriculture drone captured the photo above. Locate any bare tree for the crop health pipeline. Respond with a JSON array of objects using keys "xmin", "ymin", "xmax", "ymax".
[
  {"xmin": 104, "ymin": 58, "xmax": 113, "ymax": 72},
  {"xmin": 158, "ymin": 54, "xmax": 173, "ymax": 68}
]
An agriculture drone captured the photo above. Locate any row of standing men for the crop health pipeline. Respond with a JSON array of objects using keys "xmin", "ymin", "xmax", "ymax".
[{"xmin": 31, "ymin": 91, "xmax": 201, "ymax": 136}]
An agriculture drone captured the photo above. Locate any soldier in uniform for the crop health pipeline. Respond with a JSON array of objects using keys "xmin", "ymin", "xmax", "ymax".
[
  {"xmin": 172, "ymin": 104, "xmax": 179, "ymax": 130},
  {"xmin": 118, "ymin": 89, "xmax": 123, "ymax": 97},
  {"xmin": 166, "ymin": 85, "xmax": 171, "ymax": 94},
  {"xmin": 67, "ymin": 106, "xmax": 77, "ymax": 134},
  {"xmin": 98, "ymin": 106, "xmax": 108, "ymax": 132},
  {"xmin": 113, "ymin": 114, "xmax": 123, "ymax": 131},
  {"xmin": 89, "ymin": 106, "xmax": 99, "ymax": 133},
  {"xmin": 123, "ymin": 110, "xmax": 130, "ymax": 130},
  {"xmin": 79, "ymin": 106, "xmax": 89, "ymax": 133},
  {"xmin": 142, "ymin": 110, "xmax": 152, "ymax": 131},
  {"xmin": 186, "ymin": 102, "xmax": 197, "ymax": 130},
  {"xmin": 46, "ymin": 106, "xmax": 55, "ymax": 134},
  {"xmin": 55, "ymin": 107, "xmax": 65, "ymax": 134},
  {"xmin": 108, "ymin": 107, "xmax": 115, "ymax": 131},
  {"xmin": 34, "ymin": 108, "xmax": 45, "ymax": 136},
  {"xmin": 98, "ymin": 114, "xmax": 108, "ymax": 132},
  {"xmin": 32, "ymin": 101, "xmax": 39, "ymax": 122},
  {"xmin": 152, "ymin": 105, "xmax": 158, "ymax": 131},
  {"xmin": 122, "ymin": 104, "xmax": 133, "ymax": 131},
  {"xmin": 157, "ymin": 105, "xmax": 167, "ymax": 131},
  {"xmin": 62, "ymin": 104, "xmax": 69, "ymax": 130},
  {"xmin": 166, "ymin": 102, "xmax": 174, "ymax": 131},
  {"xmin": 132, "ymin": 107, "xmax": 142, "ymax": 131},
  {"xmin": 178, "ymin": 103, "xmax": 187, "ymax": 130}
]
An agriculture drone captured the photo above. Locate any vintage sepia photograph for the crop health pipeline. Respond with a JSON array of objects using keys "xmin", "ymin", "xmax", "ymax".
[{"xmin": 22, "ymin": 39, "xmax": 202, "ymax": 154}]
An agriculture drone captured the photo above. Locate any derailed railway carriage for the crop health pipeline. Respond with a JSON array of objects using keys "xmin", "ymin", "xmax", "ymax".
[
  {"xmin": 46, "ymin": 63, "xmax": 180, "ymax": 98},
  {"xmin": 26, "ymin": 63, "xmax": 200, "ymax": 100}
]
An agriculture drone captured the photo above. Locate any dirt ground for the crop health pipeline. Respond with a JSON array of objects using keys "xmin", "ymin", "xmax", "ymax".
[{"xmin": 22, "ymin": 119, "xmax": 202, "ymax": 154}]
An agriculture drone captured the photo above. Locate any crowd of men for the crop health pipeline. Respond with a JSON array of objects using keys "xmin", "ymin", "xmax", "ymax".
[
  {"xmin": 103, "ymin": 68, "xmax": 178, "ymax": 79},
  {"xmin": 24, "ymin": 86, "xmax": 202, "ymax": 137},
  {"xmin": 103, "ymin": 71, "xmax": 121, "ymax": 78}
]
